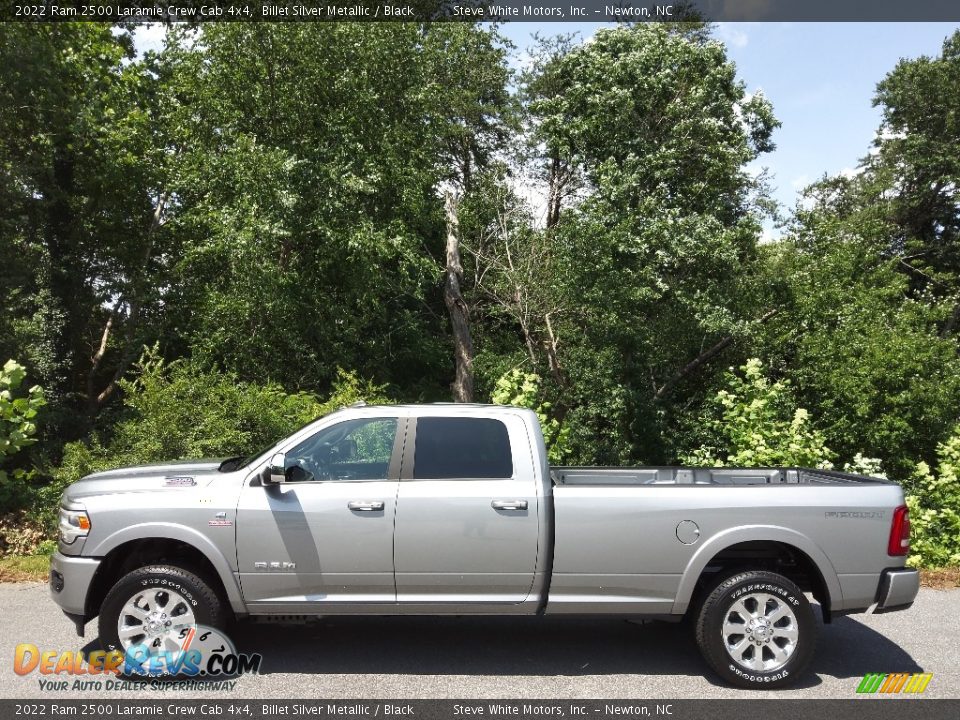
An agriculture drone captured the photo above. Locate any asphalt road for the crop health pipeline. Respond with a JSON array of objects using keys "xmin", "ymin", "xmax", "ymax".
[{"xmin": 1, "ymin": 582, "xmax": 957, "ymax": 699}]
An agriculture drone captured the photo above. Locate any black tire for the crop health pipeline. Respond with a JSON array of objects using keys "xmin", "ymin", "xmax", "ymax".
[
  {"xmin": 98, "ymin": 565, "xmax": 225, "ymax": 654},
  {"xmin": 695, "ymin": 570, "xmax": 816, "ymax": 689}
]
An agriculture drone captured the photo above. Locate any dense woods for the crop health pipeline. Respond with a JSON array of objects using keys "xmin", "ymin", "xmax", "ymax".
[{"xmin": 1, "ymin": 22, "xmax": 959, "ymax": 565}]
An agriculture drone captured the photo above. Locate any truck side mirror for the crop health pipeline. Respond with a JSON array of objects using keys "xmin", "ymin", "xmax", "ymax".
[{"xmin": 262, "ymin": 452, "xmax": 287, "ymax": 485}]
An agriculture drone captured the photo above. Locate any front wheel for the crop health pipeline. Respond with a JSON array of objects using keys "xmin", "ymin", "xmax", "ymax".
[
  {"xmin": 98, "ymin": 565, "xmax": 225, "ymax": 657},
  {"xmin": 695, "ymin": 570, "xmax": 816, "ymax": 688}
]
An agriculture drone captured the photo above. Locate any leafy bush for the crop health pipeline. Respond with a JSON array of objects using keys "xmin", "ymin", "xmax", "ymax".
[
  {"xmin": 0, "ymin": 360, "xmax": 45, "ymax": 511},
  {"xmin": 843, "ymin": 453, "xmax": 887, "ymax": 479},
  {"xmin": 682, "ymin": 358, "xmax": 834, "ymax": 468},
  {"xmin": 905, "ymin": 428, "xmax": 960, "ymax": 568},
  {"xmin": 491, "ymin": 369, "xmax": 571, "ymax": 463},
  {"xmin": 42, "ymin": 348, "xmax": 388, "ymax": 531}
]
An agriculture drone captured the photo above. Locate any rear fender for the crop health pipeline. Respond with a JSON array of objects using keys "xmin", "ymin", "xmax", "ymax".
[{"xmin": 672, "ymin": 524, "xmax": 842, "ymax": 615}]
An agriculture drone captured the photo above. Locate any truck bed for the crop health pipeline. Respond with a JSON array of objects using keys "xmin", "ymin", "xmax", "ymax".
[
  {"xmin": 545, "ymin": 465, "xmax": 902, "ymax": 617},
  {"xmin": 551, "ymin": 466, "xmax": 889, "ymax": 486}
]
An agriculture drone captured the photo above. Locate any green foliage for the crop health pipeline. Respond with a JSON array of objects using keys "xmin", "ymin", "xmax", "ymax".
[
  {"xmin": 0, "ymin": 360, "xmax": 45, "ymax": 509},
  {"xmin": 683, "ymin": 359, "xmax": 833, "ymax": 468},
  {"xmin": 102, "ymin": 348, "xmax": 324, "ymax": 463},
  {"xmin": 871, "ymin": 31, "xmax": 960, "ymax": 292},
  {"xmin": 527, "ymin": 24, "xmax": 779, "ymax": 465},
  {"xmin": 752, "ymin": 34, "xmax": 960, "ymax": 481},
  {"xmin": 163, "ymin": 23, "xmax": 512, "ymax": 397},
  {"xmin": 492, "ymin": 369, "xmax": 570, "ymax": 463},
  {"xmin": 905, "ymin": 428, "xmax": 960, "ymax": 568},
  {"xmin": 843, "ymin": 454, "xmax": 887, "ymax": 479},
  {"xmin": 314, "ymin": 368, "xmax": 391, "ymax": 418},
  {"xmin": 761, "ymin": 174, "xmax": 960, "ymax": 479},
  {"xmin": 0, "ymin": 24, "xmax": 162, "ymax": 442}
]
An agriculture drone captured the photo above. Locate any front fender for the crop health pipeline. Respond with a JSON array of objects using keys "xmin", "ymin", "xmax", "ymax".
[
  {"xmin": 671, "ymin": 524, "xmax": 843, "ymax": 615},
  {"xmin": 86, "ymin": 522, "xmax": 247, "ymax": 615}
]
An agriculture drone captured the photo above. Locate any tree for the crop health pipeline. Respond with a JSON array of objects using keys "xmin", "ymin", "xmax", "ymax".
[
  {"xmin": 527, "ymin": 24, "xmax": 779, "ymax": 464},
  {"xmin": 463, "ymin": 173, "xmax": 568, "ymax": 387},
  {"xmin": 519, "ymin": 33, "xmax": 586, "ymax": 232},
  {"xmin": 757, "ymin": 180, "xmax": 960, "ymax": 478},
  {"xmin": 421, "ymin": 24, "xmax": 516, "ymax": 402},
  {"xmin": 753, "ymin": 31, "xmax": 960, "ymax": 478},
  {"xmin": 0, "ymin": 25, "xmax": 181, "ymax": 441},
  {"xmin": 442, "ymin": 189, "xmax": 475, "ymax": 402},
  {"xmin": 161, "ymin": 24, "xmax": 452, "ymax": 396},
  {"xmin": 870, "ymin": 30, "xmax": 960, "ymax": 308}
]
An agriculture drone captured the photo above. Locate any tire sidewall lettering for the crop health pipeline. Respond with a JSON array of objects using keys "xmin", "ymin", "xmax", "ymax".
[
  {"xmin": 730, "ymin": 583, "xmax": 799, "ymax": 606},
  {"xmin": 728, "ymin": 663, "xmax": 790, "ymax": 683},
  {"xmin": 136, "ymin": 577, "xmax": 198, "ymax": 606}
]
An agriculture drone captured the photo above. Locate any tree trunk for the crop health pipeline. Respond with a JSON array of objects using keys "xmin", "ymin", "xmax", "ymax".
[
  {"xmin": 443, "ymin": 189, "xmax": 475, "ymax": 402},
  {"xmin": 546, "ymin": 152, "xmax": 563, "ymax": 230},
  {"xmin": 543, "ymin": 311, "xmax": 566, "ymax": 386}
]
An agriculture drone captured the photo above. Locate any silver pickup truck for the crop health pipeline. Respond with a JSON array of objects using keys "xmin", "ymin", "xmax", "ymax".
[{"xmin": 50, "ymin": 403, "xmax": 919, "ymax": 688}]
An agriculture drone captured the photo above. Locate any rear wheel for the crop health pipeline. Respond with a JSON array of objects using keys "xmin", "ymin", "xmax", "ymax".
[{"xmin": 695, "ymin": 570, "xmax": 816, "ymax": 688}]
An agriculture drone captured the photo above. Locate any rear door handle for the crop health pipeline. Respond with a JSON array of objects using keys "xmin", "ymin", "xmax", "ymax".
[
  {"xmin": 491, "ymin": 500, "xmax": 528, "ymax": 511},
  {"xmin": 348, "ymin": 500, "xmax": 385, "ymax": 512}
]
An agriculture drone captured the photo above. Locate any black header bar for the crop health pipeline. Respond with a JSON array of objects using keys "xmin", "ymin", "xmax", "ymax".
[{"xmin": 4, "ymin": 0, "xmax": 960, "ymax": 22}]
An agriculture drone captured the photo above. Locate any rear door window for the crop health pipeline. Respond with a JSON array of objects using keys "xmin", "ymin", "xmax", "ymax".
[{"xmin": 413, "ymin": 417, "xmax": 513, "ymax": 479}]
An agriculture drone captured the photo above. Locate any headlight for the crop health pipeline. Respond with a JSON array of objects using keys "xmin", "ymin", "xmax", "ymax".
[{"xmin": 58, "ymin": 508, "xmax": 91, "ymax": 545}]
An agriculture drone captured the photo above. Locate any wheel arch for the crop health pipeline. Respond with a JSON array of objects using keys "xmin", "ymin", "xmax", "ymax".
[
  {"xmin": 84, "ymin": 526, "xmax": 246, "ymax": 621},
  {"xmin": 672, "ymin": 525, "xmax": 842, "ymax": 618}
]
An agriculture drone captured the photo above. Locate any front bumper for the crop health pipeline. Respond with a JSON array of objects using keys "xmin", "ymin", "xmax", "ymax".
[
  {"xmin": 49, "ymin": 551, "xmax": 100, "ymax": 618},
  {"xmin": 874, "ymin": 567, "xmax": 920, "ymax": 613}
]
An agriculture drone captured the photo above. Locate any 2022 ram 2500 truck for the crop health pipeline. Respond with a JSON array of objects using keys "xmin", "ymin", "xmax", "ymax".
[{"xmin": 50, "ymin": 403, "xmax": 919, "ymax": 688}]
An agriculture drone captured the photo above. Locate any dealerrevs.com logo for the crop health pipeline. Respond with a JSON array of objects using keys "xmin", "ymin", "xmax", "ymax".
[
  {"xmin": 13, "ymin": 625, "xmax": 262, "ymax": 691},
  {"xmin": 856, "ymin": 672, "xmax": 933, "ymax": 694}
]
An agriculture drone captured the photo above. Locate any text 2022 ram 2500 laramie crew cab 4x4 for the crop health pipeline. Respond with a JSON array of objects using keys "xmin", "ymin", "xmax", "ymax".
[{"xmin": 50, "ymin": 403, "xmax": 919, "ymax": 687}]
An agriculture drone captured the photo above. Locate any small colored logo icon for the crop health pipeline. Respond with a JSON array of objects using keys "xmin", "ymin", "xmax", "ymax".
[{"xmin": 856, "ymin": 672, "xmax": 933, "ymax": 694}]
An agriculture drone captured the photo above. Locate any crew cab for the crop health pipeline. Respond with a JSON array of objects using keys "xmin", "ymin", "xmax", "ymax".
[{"xmin": 50, "ymin": 403, "xmax": 919, "ymax": 687}]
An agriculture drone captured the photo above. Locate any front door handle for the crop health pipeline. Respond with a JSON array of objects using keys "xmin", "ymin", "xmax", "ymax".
[
  {"xmin": 348, "ymin": 500, "xmax": 385, "ymax": 512},
  {"xmin": 491, "ymin": 500, "xmax": 528, "ymax": 511}
]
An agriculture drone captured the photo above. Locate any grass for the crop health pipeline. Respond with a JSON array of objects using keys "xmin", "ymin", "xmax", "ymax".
[
  {"xmin": 919, "ymin": 567, "xmax": 960, "ymax": 589},
  {"xmin": 0, "ymin": 552, "xmax": 51, "ymax": 583}
]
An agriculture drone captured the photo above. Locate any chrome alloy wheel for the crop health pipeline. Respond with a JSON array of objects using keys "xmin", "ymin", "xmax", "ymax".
[
  {"xmin": 117, "ymin": 587, "xmax": 197, "ymax": 653},
  {"xmin": 721, "ymin": 592, "xmax": 799, "ymax": 672}
]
